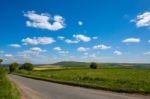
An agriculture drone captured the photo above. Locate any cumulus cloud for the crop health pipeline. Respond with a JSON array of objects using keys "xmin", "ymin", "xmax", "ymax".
[
  {"xmin": 65, "ymin": 39, "xmax": 79, "ymax": 44},
  {"xmin": 57, "ymin": 36, "xmax": 65, "ymax": 40},
  {"xmin": 113, "ymin": 50, "xmax": 122, "ymax": 55},
  {"xmin": 4, "ymin": 54, "xmax": 13, "ymax": 58},
  {"xmin": 93, "ymin": 44, "xmax": 111, "ymax": 50},
  {"xmin": 62, "ymin": 34, "xmax": 92, "ymax": 44},
  {"xmin": 83, "ymin": 53, "xmax": 96, "ymax": 58},
  {"xmin": 122, "ymin": 38, "xmax": 140, "ymax": 43},
  {"xmin": 22, "ymin": 37, "xmax": 55, "ymax": 45},
  {"xmin": 53, "ymin": 47, "xmax": 62, "ymax": 51},
  {"xmin": 18, "ymin": 47, "xmax": 46, "ymax": 58},
  {"xmin": 30, "ymin": 47, "xmax": 46, "ymax": 53},
  {"xmin": 77, "ymin": 47, "xmax": 89, "ymax": 52},
  {"xmin": 131, "ymin": 12, "xmax": 150, "ymax": 28},
  {"xmin": 73, "ymin": 34, "xmax": 91, "ymax": 42},
  {"xmin": 9, "ymin": 44, "xmax": 21, "ymax": 48},
  {"xmin": 58, "ymin": 51, "xmax": 69, "ymax": 54},
  {"xmin": 78, "ymin": 21, "xmax": 83, "ymax": 26},
  {"xmin": 144, "ymin": 52, "xmax": 150, "ymax": 55},
  {"xmin": 92, "ymin": 36, "xmax": 98, "ymax": 40},
  {"xmin": 53, "ymin": 47, "xmax": 69, "ymax": 54},
  {"xmin": 24, "ymin": 11, "xmax": 65, "ymax": 31},
  {"xmin": 83, "ymin": 52, "xmax": 89, "ymax": 56},
  {"xmin": 89, "ymin": 54, "xmax": 96, "ymax": 58}
]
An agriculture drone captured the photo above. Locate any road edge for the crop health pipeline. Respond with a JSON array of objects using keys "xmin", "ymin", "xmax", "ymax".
[{"xmin": 12, "ymin": 73, "xmax": 150, "ymax": 96}]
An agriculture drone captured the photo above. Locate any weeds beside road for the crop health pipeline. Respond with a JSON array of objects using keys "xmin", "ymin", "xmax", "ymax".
[
  {"xmin": 14, "ymin": 68, "xmax": 150, "ymax": 95},
  {"xmin": 0, "ymin": 68, "xmax": 20, "ymax": 99}
]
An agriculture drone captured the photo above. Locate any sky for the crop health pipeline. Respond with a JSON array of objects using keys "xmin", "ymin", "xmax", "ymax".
[{"xmin": 1, "ymin": 0, "xmax": 150, "ymax": 64}]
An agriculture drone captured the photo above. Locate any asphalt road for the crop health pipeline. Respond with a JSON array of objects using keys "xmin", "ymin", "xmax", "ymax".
[{"xmin": 8, "ymin": 74, "xmax": 150, "ymax": 99}]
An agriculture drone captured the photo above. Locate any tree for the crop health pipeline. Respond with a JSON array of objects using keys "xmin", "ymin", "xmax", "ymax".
[
  {"xmin": 90, "ymin": 62, "xmax": 98, "ymax": 69},
  {"xmin": 9, "ymin": 62, "xmax": 19, "ymax": 72},
  {"xmin": 21, "ymin": 63, "xmax": 33, "ymax": 71},
  {"xmin": 0, "ymin": 59, "xmax": 3, "ymax": 66}
]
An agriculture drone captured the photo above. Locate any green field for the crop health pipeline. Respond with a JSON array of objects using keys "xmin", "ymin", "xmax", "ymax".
[
  {"xmin": 15, "ymin": 68, "xmax": 150, "ymax": 94},
  {"xmin": 0, "ymin": 68, "xmax": 20, "ymax": 99}
]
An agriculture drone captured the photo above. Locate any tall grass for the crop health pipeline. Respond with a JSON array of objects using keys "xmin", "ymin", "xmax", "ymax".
[{"xmin": 0, "ymin": 67, "xmax": 20, "ymax": 99}]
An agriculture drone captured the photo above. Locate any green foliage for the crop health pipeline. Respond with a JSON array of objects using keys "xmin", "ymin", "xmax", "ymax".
[
  {"xmin": 0, "ymin": 59, "xmax": 3, "ymax": 66},
  {"xmin": 0, "ymin": 68, "xmax": 20, "ymax": 99},
  {"xmin": 21, "ymin": 63, "xmax": 33, "ymax": 71},
  {"xmin": 16, "ymin": 68, "xmax": 150, "ymax": 94},
  {"xmin": 0, "ymin": 59, "xmax": 3, "ymax": 63},
  {"xmin": 90, "ymin": 62, "xmax": 98, "ymax": 69},
  {"xmin": 52, "ymin": 61, "xmax": 90, "ymax": 67},
  {"xmin": 9, "ymin": 62, "xmax": 19, "ymax": 72}
]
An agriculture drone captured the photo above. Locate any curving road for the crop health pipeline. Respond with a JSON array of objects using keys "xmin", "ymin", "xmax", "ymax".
[{"xmin": 8, "ymin": 74, "xmax": 150, "ymax": 99}]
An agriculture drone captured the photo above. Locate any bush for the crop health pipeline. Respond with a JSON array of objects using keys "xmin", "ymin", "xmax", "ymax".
[
  {"xmin": 0, "ymin": 59, "xmax": 3, "ymax": 66},
  {"xmin": 90, "ymin": 62, "xmax": 98, "ymax": 69},
  {"xmin": 21, "ymin": 63, "xmax": 33, "ymax": 71},
  {"xmin": 9, "ymin": 62, "xmax": 19, "ymax": 72}
]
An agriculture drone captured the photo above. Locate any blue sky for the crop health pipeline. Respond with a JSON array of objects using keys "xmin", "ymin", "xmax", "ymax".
[{"xmin": 1, "ymin": 0, "xmax": 150, "ymax": 64}]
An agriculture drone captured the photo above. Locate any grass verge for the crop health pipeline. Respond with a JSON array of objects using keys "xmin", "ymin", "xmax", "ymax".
[
  {"xmin": 13, "ymin": 68, "xmax": 150, "ymax": 95},
  {"xmin": 0, "ymin": 68, "xmax": 20, "ymax": 99}
]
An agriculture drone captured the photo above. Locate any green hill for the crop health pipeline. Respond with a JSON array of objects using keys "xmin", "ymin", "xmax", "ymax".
[{"xmin": 52, "ymin": 61, "xmax": 90, "ymax": 67}]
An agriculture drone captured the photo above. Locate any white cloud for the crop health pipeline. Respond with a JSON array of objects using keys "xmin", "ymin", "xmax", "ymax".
[
  {"xmin": 9, "ymin": 44, "xmax": 21, "ymax": 48},
  {"xmin": 93, "ymin": 44, "xmax": 111, "ymax": 50},
  {"xmin": 18, "ymin": 51, "xmax": 31, "ymax": 58},
  {"xmin": 83, "ymin": 52, "xmax": 89, "ymax": 56},
  {"xmin": 83, "ymin": 53, "xmax": 96, "ymax": 58},
  {"xmin": 57, "ymin": 36, "xmax": 65, "ymax": 40},
  {"xmin": 89, "ymin": 54, "xmax": 96, "ymax": 58},
  {"xmin": 53, "ymin": 47, "xmax": 68, "ymax": 54},
  {"xmin": 73, "ymin": 34, "xmax": 91, "ymax": 42},
  {"xmin": 53, "ymin": 47, "xmax": 62, "ymax": 51},
  {"xmin": 77, "ymin": 47, "xmax": 89, "ymax": 52},
  {"xmin": 22, "ymin": 37, "xmax": 55, "ymax": 45},
  {"xmin": 122, "ymin": 38, "xmax": 140, "ymax": 43},
  {"xmin": 148, "ymin": 40, "xmax": 150, "ymax": 43},
  {"xmin": 65, "ymin": 39, "xmax": 79, "ymax": 44},
  {"xmin": 18, "ymin": 47, "xmax": 46, "ymax": 58},
  {"xmin": 144, "ymin": 52, "xmax": 150, "ymax": 55},
  {"xmin": 30, "ymin": 47, "xmax": 46, "ymax": 53},
  {"xmin": 24, "ymin": 11, "xmax": 65, "ymax": 31},
  {"xmin": 58, "ymin": 51, "xmax": 69, "ymax": 54},
  {"xmin": 92, "ymin": 36, "xmax": 98, "ymax": 39},
  {"xmin": 63, "ymin": 34, "xmax": 92, "ymax": 44},
  {"xmin": 113, "ymin": 50, "xmax": 122, "ymax": 55},
  {"xmin": 78, "ymin": 21, "xmax": 83, "ymax": 26},
  {"xmin": 131, "ymin": 12, "xmax": 150, "ymax": 28},
  {"xmin": 5, "ymin": 54, "xmax": 13, "ymax": 58}
]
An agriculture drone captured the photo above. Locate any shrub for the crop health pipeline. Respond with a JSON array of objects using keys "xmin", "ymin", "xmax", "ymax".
[
  {"xmin": 21, "ymin": 63, "xmax": 33, "ymax": 71},
  {"xmin": 90, "ymin": 62, "xmax": 98, "ymax": 69},
  {"xmin": 9, "ymin": 62, "xmax": 19, "ymax": 72},
  {"xmin": 0, "ymin": 59, "xmax": 3, "ymax": 66}
]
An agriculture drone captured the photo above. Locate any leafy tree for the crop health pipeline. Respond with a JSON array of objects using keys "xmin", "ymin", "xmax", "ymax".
[
  {"xmin": 21, "ymin": 63, "xmax": 33, "ymax": 71},
  {"xmin": 0, "ymin": 59, "xmax": 3, "ymax": 66},
  {"xmin": 90, "ymin": 62, "xmax": 98, "ymax": 69},
  {"xmin": 9, "ymin": 62, "xmax": 19, "ymax": 72}
]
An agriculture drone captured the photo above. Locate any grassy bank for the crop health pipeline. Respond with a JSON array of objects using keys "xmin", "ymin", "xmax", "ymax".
[
  {"xmin": 0, "ymin": 68, "xmax": 20, "ymax": 99},
  {"xmin": 15, "ymin": 68, "xmax": 150, "ymax": 95}
]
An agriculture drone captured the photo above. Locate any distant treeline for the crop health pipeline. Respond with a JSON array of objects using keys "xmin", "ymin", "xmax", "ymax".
[
  {"xmin": 1, "ymin": 61, "xmax": 150, "ymax": 69},
  {"xmin": 52, "ymin": 61, "xmax": 150, "ymax": 69}
]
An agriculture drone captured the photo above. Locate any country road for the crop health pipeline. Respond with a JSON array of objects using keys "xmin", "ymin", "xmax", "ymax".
[{"xmin": 8, "ymin": 74, "xmax": 150, "ymax": 99}]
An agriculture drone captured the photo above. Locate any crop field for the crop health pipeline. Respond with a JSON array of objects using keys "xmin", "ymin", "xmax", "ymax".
[
  {"xmin": 33, "ymin": 66, "xmax": 64, "ymax": 71},
  {"xmin": 15, "ymin": 68, "xmax": 150, "ymax": 94},
  {"xmin": 0, "ymin": 68, "xmax": 20, "ymax": 99}
]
